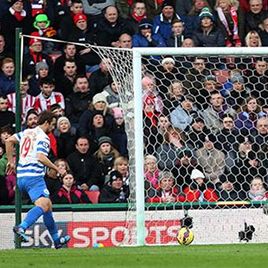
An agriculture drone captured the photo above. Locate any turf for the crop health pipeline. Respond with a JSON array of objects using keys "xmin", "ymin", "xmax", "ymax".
[{"xmin": 0, "ymin": 244, "xmax": 268, "ymax": 268}]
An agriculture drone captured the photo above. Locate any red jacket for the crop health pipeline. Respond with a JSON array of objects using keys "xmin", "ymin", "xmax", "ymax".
[{"xmin": 183, "ymin": 186, "xmax": 219, "ymax": 202}]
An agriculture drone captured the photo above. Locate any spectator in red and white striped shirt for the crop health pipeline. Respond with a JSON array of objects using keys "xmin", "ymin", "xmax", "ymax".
[
  {"xmin": 7, "ymin": 77, "xmax": 35, "ymax": 124},
  {"xmin": 33, "ymin": 77, "xmax": 65, "ymax": 114}
]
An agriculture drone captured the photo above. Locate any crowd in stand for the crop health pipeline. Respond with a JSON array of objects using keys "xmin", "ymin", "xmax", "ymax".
[{"xmin": 0, "ymin": 0, "xmax": 268, "ymax": 205}]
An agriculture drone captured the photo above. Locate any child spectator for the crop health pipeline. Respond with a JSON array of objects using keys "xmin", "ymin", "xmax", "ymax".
[
  {"xmin": 113, "ymin": 156, "xmax": 129, "ymax": 185},
  {"xmin": 32, "ymin": 13, "xmax": 57, "ymax": 54},
  {"xmin": 94, "ymin": 136, "xmax": 120, "ymax": 188},
  {"xmin": 99, "ymin": 170, "xmax": 129, "ymax": 203},
  {"xmin": 248, "ymin": 177, "xmax": 268, "ymax": 201},
  {"xmin": 215, "ymin": 0, "xmax": 244, "ymax": 47},
  {"xmin": 258, "ymin": 14, "xmax": 268, "ymax": 46},
  {"xmin": 166, "ymin": 19, "xmax": 187, "ymax": 47},
  {"xmin": 183, "ymin": 168, "xmax": 219, "ymax": 202},
  {"xmin": 51, "ymin": 173, "xmax": 91, "ymax": 204}
]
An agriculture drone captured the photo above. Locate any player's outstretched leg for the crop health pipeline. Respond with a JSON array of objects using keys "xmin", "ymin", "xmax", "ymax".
[
  {"xmin": 43, "ymin": 211, "xmax": 70, "ymax": 249},
  {"xmin": 13, "ymin": 206, "xmax": 45, "ymax": 242}
]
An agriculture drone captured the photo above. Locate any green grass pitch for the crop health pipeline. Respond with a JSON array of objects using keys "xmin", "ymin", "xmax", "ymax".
[{"xmin": 1, "ymin": 244, "xmax": 268, "ymax": 268}]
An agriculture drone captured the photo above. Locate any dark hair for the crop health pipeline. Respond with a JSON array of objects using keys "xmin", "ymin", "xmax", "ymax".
[
  {"xmin": 37, "ymin": 111, "xmax": 56, "ymax": 125},
  {"xmin": 50, "ymin": 103, "xmax": 62, "ymax": 112},
  {"xmin": 223, "ymin": 114, "xmax": 234, "ymax": 120},
  {"xmin": 64, "ymin": 58, "xmax": 76, "ymax": 65},
  {"xmin": 40, "ymin": 77, "xmax": 55, "ymax": 86},
  {"xmin": 71, "ymin": 0, "xmax": 82, "ymax": 5},
  {"xmin": 0, "ymin": 125, "xmax": 14, "ymax": 135}
]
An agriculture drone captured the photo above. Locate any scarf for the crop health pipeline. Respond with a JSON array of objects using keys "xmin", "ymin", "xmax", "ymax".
[
  {"xmin": 9, "ymin": 8, "xmax": 26, "ymax": 22},
  {"xmin": 131, "ymin": 12, "xmax": 147, "ymax": 23},
  {"xmin": 216, "ymin": 7, "xmax": 239, "ymax": 41}
]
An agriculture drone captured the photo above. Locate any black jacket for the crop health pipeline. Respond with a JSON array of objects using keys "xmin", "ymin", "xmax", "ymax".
[{"xmin": 99, "ymin": 184, "xmax": 129, "ymax": 203}]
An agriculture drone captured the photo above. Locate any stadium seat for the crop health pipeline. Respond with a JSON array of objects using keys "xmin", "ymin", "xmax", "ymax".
[{"xmin": 85, "ymin": 191, "xmax": 100, "ymax": 204}]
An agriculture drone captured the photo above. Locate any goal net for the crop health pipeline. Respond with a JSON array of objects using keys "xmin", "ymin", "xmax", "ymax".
[{"xmin": 7, "ymin": 33, "xmax": 268, "ymax": 248}]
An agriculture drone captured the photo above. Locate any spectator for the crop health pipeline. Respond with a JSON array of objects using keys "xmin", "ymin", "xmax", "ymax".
[
  {"xmin": 32, "ymin": 13, "xmax": 57, "ymax": 54},
  {"xmin": 33, "ymin": 77, "xmax": 65, "ymax": 114},
  {"xmin": 144, "ymin": 154, "xmax": 160, "ymax": 189},
  {"xmin": 156, "ymin": 126, "xmax": 193, "ymax": 177},
  {"xmin": 183, "ymin": 168, "xmax": 219, "ymax": 202},
  {"xmin": 93, "ymin": 5, "xmax": 134, "ymax": 47},
  {"xmin": 54, "ymin": 116, "xmax": 77, "ymax": 159},
  {"xmin": 185, "ymin": 116, "xmax": 212, "ymax": 151},
  {"xmin": 110, "ymin": 107, "xmax": 128, "ymax": 157},
  {"xmin": 78, "ymin": 92, "xmax": 113, "ymax": 137},
  {"xmin": 248, "ymin": 176, "xmax": 268, "ymax": 200},
  {"xmin": 245, "ymin": 30, "xmax": 262, "ymax": 46},
  {"xmin": 7, "ymin": 77, "xmax": 35, "ymax": 123},
  {"xmin": 102, "ymin": 80, "xmax": 121, "ymax": 109},
  {"xmin": 81, "ymin": 0, "xmax": 114, "ymax": 22},
  {"xmin": 99, "ymin": 170, "xmax": 129, "ymax": 203},
  {"xmin": 142, "ymin": 75, "xmax": 163, "ymax": 113},
  {"xmin": 215, "ymin": 114, "xmax": 240, "ymax": 170},
  {"xmin": 0, "ymin": 95, "xmax": 15, "ymax": 130},
  {"xmin": 258, "ymin": 14, "xmax": 268, "ymax": 45},
  {"xmin": 51, "ymin": 173, "xmax": 91, "ymax": 204},
  {"xmin": 216, "ymin": 173, "xmax": 246, "ymax": 201},
  {"xmin": 45, "ymin": 158, "xmax": 71, "ymax": 198},
  {"xmin": 117, "ymin": 33, "xmax": 133, "ymax": 48},
  {"xmin": 113, "ymin": 156, "xmax": 129, "ymax": 185},
  {"xmin": 183, "ymin": 57, "xmax": 211, "ymax": 95},
  {"xmin": 245, "ymin": 0, "xmax": 268, "ymax": 33},
  {"xmin": 153, "ymin": 0, "xmax": 182, "ymax": 43},
  {"xmin": 182, "ymin": 37, "xmax": 195, "ymax": 47},
  {"xmin": 154, "ymin": 57, "xmax": 184, "ymax": 98},
  {"xmin": 235, "ymin": 96, "xmax": 266, "ymax": 134},
  {"xmin": 245, "ymin": 58, "xmax": 268, "ymax": 106},
  {"xmin": 184, "ymin": 0, "xmax": 211, "ymax": 35},
  {"xmin": 163, "ymin": 80, "xmax": 185, "ymax": 115},
  {"xmin": 195, "ymin": 134, "xmax": 226, "ymax": 182},
  {"xmin": 132, "ymin": 18, "xmax": 166, "ymax": 48},
  {"xmin": 129, "ymin": 1, "xmax": 148, "ymax": 33},
  {"xmin": 0, "ymin": 34, "xmax": 12, "ymax": 62},
  {"xmin": 28, "ymin": 61, "xmax": 50, "ymax": 97},
  {"xmin": 203, "ymin": 90, "xmax": 236, "ymax": 133},
  {"xmin": 65, "ymin": 75, "xmax": 93, "ymax": 127},
  {"xmin": 88, "ymin": 58, "xmax": 113, "ymax": 96},
  {"xmin": 54, "ymin": 43, "xmax": 85, "ymax": 78},
  {"xmin": 214, "ymin": 0, "xmax": 245, "ymax": 47},
  {"xmin": 0, "ymin": 0, "xmax": 32, "ymax": 55},
  {"xmin": 59, "ymin": 0, "xmax": 85, "ymax": 40},
  {"xmin": 0, "ymin": 57, "xmax": 15, "ymax": 96},
  {"xmin": 23, "ymin": 33, "xmax": 53, "ymax": 77},
  {"xmin": 166, "ymin": 19, "xmax": 187, "ymax": 47},
  {"xmin": 192, "ymin": 7, "xmax": 225, "ymax": 47},
  {"xmin": 94, "ymin": 136, "xmax": 120, "ymax": 188},
  {"xmin": 146, "ymin": 171, "xmax": 184, "ymax": 203},
  {"xmin": 55, "ymin": 59, "xmax": 77, "ymax": 98},
  {"xmin": 225, "ymin": 73, "xmax": 250, "ymax": 111},
  {"xmin": 170, "ymin": 95, "xmax": 202, "ymax": 131},
  {"xmin": 67, "ymin": 136, "xmax": 101, "ymax": 191}
]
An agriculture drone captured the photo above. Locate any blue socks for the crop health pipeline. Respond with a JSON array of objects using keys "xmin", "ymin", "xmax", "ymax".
[
  {"xmin": 20, "ymin": 206, "xmax": 44, "ymax": 230},
  {"xmin": 43, "ymin": 211, "xmax": 59, "ymax": 242}
]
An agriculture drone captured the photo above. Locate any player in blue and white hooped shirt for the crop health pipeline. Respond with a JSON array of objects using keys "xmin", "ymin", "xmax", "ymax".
[{"xmin": 5, "ymin": 111, "xmax": 70, "ymax": 248}]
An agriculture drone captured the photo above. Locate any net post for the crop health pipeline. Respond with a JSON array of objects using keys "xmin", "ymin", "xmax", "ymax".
[
  {"xmin": 15, "ymin": 28, "xmax": 22, "ymax": 249},
  {"xmin": 133, "ymin": 49, "xmax": 145, "ymax": 246}
]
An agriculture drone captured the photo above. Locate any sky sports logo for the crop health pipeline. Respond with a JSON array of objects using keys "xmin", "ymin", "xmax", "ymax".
[{"xmin": 22, "ymin": 220, "xmax": 181, "ymax": 248}]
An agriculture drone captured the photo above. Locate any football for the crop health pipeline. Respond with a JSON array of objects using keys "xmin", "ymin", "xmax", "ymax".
[{"xmin": 177, "ymin": 227, "xmax": 194, "ymax": 245}]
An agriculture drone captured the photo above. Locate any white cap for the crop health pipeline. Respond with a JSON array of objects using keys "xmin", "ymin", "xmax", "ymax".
[{"xmin": 190, "ymin": 169, "xmax": 205, "ymax": 180}]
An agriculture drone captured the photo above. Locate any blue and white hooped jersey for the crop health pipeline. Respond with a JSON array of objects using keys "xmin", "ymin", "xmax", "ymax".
[{"xmin": 15, "ymin": 126, "xmax": 50, "ymax": 179}]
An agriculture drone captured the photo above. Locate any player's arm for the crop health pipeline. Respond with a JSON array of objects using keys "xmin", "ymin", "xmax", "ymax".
[
  {"xmin": 5, "ymin": 135, "xmax": 19, "ymax": 175},
  {"xmin": 37, "ymin": 153, "xmax": 65, "ymax": 178}
]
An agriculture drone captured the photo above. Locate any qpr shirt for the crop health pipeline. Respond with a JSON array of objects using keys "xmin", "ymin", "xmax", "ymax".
[{"xmin": 15, "ymin": 126, "xmax": 50, "ymax": 179}]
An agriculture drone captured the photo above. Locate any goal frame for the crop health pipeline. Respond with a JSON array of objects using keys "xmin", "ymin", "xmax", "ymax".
[{"xmin": 132, "ymin": 47, "xmax": 268, "ymax": 246}]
